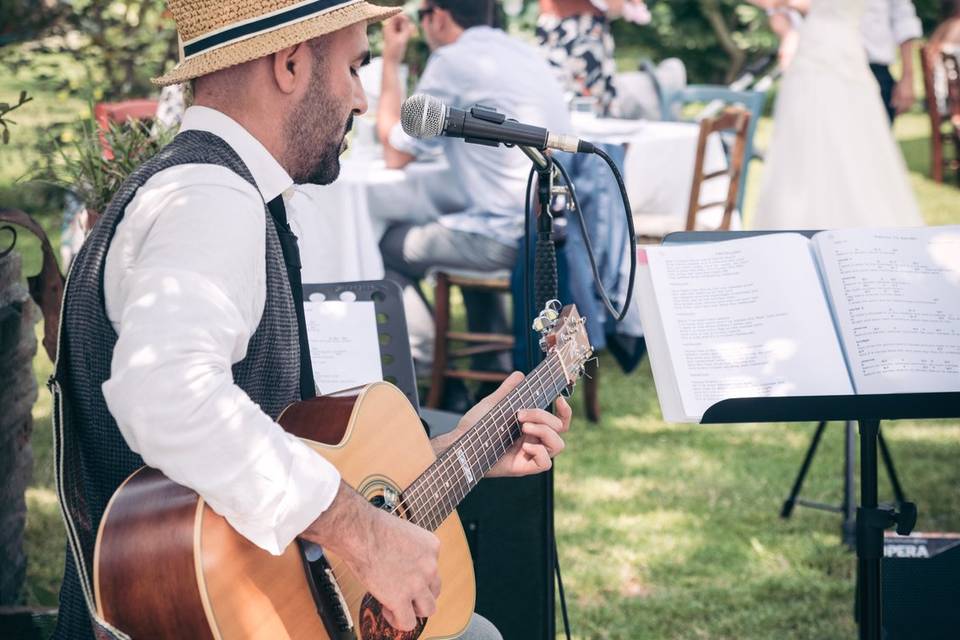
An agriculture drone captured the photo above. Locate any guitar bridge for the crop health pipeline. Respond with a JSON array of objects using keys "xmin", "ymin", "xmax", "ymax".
[{"xmin": 298, "ymin": 540, "xmax": 356, "ymax": 639}]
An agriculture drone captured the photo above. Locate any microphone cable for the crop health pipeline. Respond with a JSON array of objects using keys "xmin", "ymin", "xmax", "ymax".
[{"xmin": 555, "ymin": 146, "xmax": 637, "ymax": 323}]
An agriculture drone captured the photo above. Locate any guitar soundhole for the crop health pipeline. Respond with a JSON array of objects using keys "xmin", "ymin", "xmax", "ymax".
[{"xmin": 358, "ymin": 593, "xmax": 427, "ymax": 640}]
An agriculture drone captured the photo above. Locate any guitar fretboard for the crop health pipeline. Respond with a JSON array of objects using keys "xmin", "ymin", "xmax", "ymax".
[{"xmin": 401, "ymin": 353, "xmax": 569, "ymax": 532}]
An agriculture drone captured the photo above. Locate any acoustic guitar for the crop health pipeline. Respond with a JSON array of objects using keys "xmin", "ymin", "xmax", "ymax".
[{"xmin": 93, "ymin": 304, "xmax": 592, "ymax": 639}]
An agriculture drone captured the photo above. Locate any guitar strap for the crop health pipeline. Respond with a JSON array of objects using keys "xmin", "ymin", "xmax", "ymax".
[{"xmin": 266, "ymin": 195, "xmax": 317, "ymax": 400}]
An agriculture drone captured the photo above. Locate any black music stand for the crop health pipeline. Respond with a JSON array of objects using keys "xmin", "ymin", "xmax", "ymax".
[
  {"xmin": 302, "ymin": 279, "xmax": 419, "ymax": 408},
  {"xmin": 667, "ymin": 230, "xmax": 909, "ymax": 548},
  {"xmin": 662, "ymin": 231, "xmax": 960, "ymax": 640}
]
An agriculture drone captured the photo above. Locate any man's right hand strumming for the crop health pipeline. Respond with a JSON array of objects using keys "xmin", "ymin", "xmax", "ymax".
[{"xmin": 302, "ymin": 481, "xmax": 441, "ymax": 632}]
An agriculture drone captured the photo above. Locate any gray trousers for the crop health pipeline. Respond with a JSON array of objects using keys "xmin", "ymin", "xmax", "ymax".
[
  {"xmin": 380, "ymin": 222, "xmax": 518, "ymax": 372},
  {"xmin": 459, "ymin": 614, "xmax": 503, "ymax": 640}
]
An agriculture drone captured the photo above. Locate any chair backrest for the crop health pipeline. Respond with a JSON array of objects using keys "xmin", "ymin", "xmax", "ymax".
[
  {"xmin": 661, "ymin": 85, "xmax": 766, "ymax": 214},
  {"xmin": 685, "ymin": 106, "xmax": 751, "ymax": 233},
  {"xmin": 921, "ymin": 42, "xmax": 946, "ymax": 183},
  {"xmin": 93, "ymin": 99, "xmax": 159, "ymax": 159}
]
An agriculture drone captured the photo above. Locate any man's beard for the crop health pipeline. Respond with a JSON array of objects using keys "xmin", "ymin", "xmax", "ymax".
[{"xmin": 285, "ymin": 68, "xmax": 353, "ymax": 185}]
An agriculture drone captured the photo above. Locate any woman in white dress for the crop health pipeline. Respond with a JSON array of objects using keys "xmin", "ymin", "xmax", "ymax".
[{"xmin": 751, "ymin": 0, "xmax": 924, "ymax": 229}]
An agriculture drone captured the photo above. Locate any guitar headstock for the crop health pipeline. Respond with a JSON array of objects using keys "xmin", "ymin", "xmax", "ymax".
[{"xmin": 536, "ymin": 303, "xmax": 593, "ymax": 386}]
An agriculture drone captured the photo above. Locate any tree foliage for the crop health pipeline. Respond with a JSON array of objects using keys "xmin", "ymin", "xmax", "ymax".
[{"xmin": 3, "ymin": 0, "xmax": 177, "ymax": 102}]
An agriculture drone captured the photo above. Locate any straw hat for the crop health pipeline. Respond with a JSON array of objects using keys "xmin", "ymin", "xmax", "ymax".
[{"xmin": 154, "ymin": 0, "xmax": 401, "ymax": 86}]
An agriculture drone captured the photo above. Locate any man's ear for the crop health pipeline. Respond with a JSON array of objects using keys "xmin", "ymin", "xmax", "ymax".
[
  {"xmin": 433, "ymin": 7, "xmax": 452, "ymax": 31},
  {"xmin": 272, "ymin": 43, "xmax": 308, "ymax": 94}
]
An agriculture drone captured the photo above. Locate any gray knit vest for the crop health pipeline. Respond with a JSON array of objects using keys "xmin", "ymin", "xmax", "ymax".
[{"xmin": 51, "ymin": 130, "xmax": 301, "ymax": 639}]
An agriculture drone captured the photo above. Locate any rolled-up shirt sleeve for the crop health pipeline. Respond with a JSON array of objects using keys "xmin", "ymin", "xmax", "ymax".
[
  {"xmin": 890, "ymin": 0, "xmax": 922, "ymax": 46},
  {"xmin": 102, "ymin": 166, "xmax": 340, "ymax": 555}
]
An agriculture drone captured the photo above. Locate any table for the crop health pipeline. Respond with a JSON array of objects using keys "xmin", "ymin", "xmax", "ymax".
[
  {"xmin": 571, "ymin": 114, "xmax": 734, "ymax": 229},
  {"xmin": 290, "ymin": 154, "xmax": 464, "ymax": 285}
]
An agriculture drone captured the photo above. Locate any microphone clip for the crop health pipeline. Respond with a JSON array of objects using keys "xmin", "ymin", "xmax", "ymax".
[
  {"xmin": 469, "ymin": 104, "xmax": 506, "ymax": 125},
  {"xmin": 463, "ymin": 105, "xmax": 507, "ymax": 148}
]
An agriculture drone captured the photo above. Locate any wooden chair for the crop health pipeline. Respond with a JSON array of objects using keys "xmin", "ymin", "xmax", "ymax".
[
  {"xmin": 93, "ymin": 99, "xmax": 159, "ymax": 159},
  {"xmin": 634, "ymin": 106, "xmax": 752, "ymax": 242},
  {"xmin": 425, "ymin": 270, "xmax": 515, "ymax": 409},
  {"xmin": 921, "ymin": 43, "xmax": 960, "ymax": 184},
  {"xmin": 426, "ymin": 268, "xmax": 604, "ymax": 422},
  {"xmin": 661, "ymin": 85, "xmax": 766, "ymax": 214}
]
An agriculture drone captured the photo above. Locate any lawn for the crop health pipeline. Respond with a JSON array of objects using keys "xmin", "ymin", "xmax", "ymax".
[{"xmin": 3, "ymin": 50, "xmax": 960, "ymax": 639}]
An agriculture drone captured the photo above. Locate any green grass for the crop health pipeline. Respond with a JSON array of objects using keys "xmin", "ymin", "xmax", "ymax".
[{"xmin": 4, "ymin": 44, "xmax": 960, "ymax": 638}]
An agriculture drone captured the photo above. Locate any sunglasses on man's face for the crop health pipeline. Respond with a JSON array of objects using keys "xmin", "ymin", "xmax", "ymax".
[{"xmin": 417, "ymin": 6, "xmax": 435, "ymax": 21}]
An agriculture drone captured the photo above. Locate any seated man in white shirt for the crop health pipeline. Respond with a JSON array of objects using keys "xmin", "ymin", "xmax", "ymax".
[
  {"xmin": 52, "ymin": 2, "xmax": 570, "ymax": 639},
  {"xmin": 376, "ymin": 0, "xmax": 572, "ymax": 379}
]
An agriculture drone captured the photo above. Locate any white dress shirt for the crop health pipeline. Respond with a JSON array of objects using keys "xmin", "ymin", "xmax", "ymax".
[
  {"xmin": 102, "ymin": 106, "xmax": 341, "ymax": 555},
  {"xmin": 861, "ymin": 0, "xmax": 922, "ymax": 66}
]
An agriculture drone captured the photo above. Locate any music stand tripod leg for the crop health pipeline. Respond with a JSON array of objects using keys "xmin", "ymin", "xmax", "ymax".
[
  {"xmin": 781, "ymin": 421, "xmax": 828, "ymax": 518},
  {"xmin": 877, "ymin": 427, "xmax": 907, "ymax": 506},
  {"xmin": 842, "ymin": 420, "xmax": 857, "ymax": 548}
]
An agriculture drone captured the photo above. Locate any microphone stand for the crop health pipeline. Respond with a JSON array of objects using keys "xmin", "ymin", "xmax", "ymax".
[
  {"xmin": 520, "ymin": 144, "xmax": 578, "ymax": 640},
  {"xmin": 519, "ymin": 145, "xmax": 561, "ymax": 315}
]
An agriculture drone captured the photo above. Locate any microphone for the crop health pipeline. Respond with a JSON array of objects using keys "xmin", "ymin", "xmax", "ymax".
[{"xmin": 401, "ymin": 94, "xmax": 596, "ymax": 154}]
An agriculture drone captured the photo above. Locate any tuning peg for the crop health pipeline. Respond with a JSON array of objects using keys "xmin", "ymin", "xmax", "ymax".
[{"xmin": 531, "ymin": 301, "xmax": 561, "ymax": 335}]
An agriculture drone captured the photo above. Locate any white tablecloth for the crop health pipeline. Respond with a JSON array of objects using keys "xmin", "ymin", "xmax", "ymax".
[
  {"xmin": 290, "ymin": 154, "xmax": 464, "ymax": 285},
  {"xmin": 572, "ymin": 115, "xmax": 734, "ymax": 229}
]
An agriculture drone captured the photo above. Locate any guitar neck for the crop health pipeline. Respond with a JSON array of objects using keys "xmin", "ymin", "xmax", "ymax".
[{"xmin": 403, "ymin": 353, "xmax": 569, "ymax": 531}]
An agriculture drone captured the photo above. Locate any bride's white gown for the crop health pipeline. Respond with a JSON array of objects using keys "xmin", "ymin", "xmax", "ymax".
[{"xmin": 753, "ymin": 0, "xmax": 923, "ymax": 229}]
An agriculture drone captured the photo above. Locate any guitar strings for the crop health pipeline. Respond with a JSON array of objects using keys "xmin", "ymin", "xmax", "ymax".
[
  {"xmin": 414, "ymin": 356, "xmax": 569, "ymax": 530},
  {"xmin": 323, "ymin": 339, "xmax": 580, "ymax": 611},
  {"xmin": 323, "ymin": 354, "xmax": 566, "ymax": 609},
  {"xmin": 399, "ymin": 344, "xmax": 572, "ymax": 528}
]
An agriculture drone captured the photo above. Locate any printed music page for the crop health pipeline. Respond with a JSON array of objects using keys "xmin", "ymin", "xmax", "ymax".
[
  {"xmin": 813, "ymin": 226, "xmax": 960, "ymax": 395},
  {"xmin": 640, "ymin": 234, "xmax": 853, "ymax": 422},
  {"xmin": 303, "ymin": 300, "xmax": 384, "ymax": 395}
]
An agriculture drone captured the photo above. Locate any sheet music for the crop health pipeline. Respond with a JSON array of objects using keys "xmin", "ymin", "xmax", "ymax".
[
  {"xmin": 814, "ymin": 226, "xmax": 960, "ymax": 395},
  {"xmin": 303, "ymin": 300, "xmax": 384, "ymax": 395},
  {"xmin": 643, "ymin": 234, "xmax": 853, "ymax": 421}
]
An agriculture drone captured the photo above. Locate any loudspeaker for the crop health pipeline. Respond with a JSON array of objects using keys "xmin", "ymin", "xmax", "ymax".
[
  {"xmin": 882, "ymin": 532, "xmax": 960, "ymax": 639},
  {"xmin": 459, "ymin": 473, "xmax": 555, "ymax": 640},
  {"xmin": 421, "ymin": 409, "xmax": 555, "ymax": 640}
]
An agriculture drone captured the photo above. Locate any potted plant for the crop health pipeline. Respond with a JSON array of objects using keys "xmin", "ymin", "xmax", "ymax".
[{"xmin": 31, "ymin": 115, "xmax": 174, "ymax": 231}]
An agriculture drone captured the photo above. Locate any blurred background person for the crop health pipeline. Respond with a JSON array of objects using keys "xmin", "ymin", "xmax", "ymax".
[
  {"xmin": 751, "ymin": 0, "xmax": 923, "ymax": 230},
  {"xmin": 758, "ymin": 0, "xmax": 922, "ymax": 123},
  {"xmin": 931, "ymin": 0, "xmax": 960, "ymax": 50},
  {"xmin": 376, "ymin": 0, "xmax": 570, "ymax": 400},
  {"xmin": 536, "ymin": 0, "xmax": 650, "ymax": 115}
]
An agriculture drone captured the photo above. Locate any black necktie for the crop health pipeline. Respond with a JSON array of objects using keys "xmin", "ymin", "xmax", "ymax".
[{"xmin": 266, "ymin": 195, "xmax": 316, "ymax": 400}]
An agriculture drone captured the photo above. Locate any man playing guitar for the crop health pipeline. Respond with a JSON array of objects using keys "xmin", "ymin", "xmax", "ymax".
[{"xmin": 50, "ymin": 2, "xmax": 571, "ymax": 639}]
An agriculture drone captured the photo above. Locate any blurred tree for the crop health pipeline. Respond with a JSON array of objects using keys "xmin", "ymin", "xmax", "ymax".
[
  {"xmin": 0, "ymin": 0, "xmax": 66, "ymax": 46},
  {"xmin": 55, "ymin": 0, "xmax": 178, "ymax": 100},
  {"xmin": 2, "ymin": 0, "xmax": 177, "ymax": 102}
]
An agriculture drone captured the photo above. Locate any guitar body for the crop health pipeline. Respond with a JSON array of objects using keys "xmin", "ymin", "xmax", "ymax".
[{"xmin": 94, "ymin": 382, "xmax": 475, "ymax": 639}]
